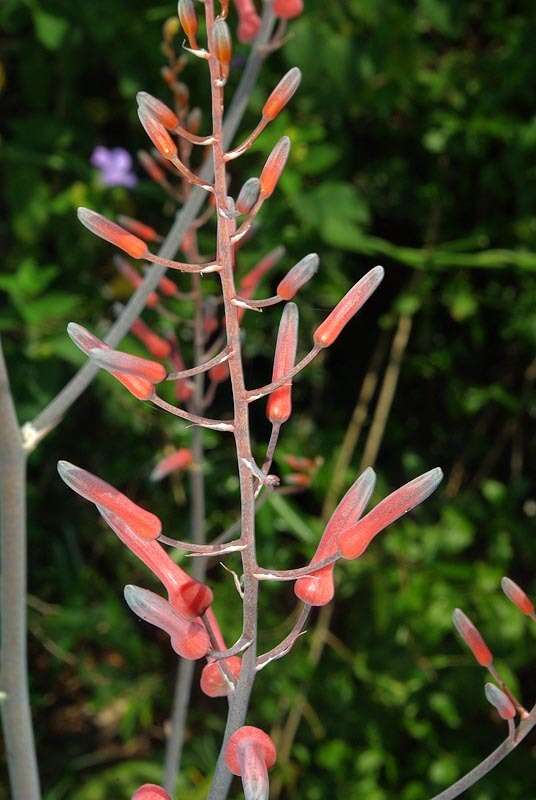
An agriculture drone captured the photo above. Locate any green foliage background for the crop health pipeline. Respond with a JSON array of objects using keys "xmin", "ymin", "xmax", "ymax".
[{"xmin": 1, "ymin": 0, "xmax": 536, "ymax": 798}]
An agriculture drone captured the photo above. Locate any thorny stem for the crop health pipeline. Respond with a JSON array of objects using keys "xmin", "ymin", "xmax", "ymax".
[
  {"xmin": 28, "ymin": 1, "xmax": 277, "ymax": 443},
  {"xmin": 0, "ymin": 338, "xmax": 41, "ymax": 800}
]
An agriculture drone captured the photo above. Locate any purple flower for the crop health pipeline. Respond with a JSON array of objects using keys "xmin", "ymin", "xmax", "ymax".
[{"xmin": 90, "ymin": 146, "xmax": 138, "ymax": 188}]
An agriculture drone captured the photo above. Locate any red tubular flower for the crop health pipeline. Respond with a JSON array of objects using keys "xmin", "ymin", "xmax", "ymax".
[
  {"xmin": 130, "ymin": 318, "xmax": 172, "ymax": 360},
  {"xmin": 277, "ymin": 253, "xmax": 319, "ymax": 300},
  {"xmin": 501, "ymin": 577, "xmax": 535, "ymax": 616},
  {"xmin": 117, "ymin": 215, "xmax": 161, "ymax": 243},
  {"xmin": 263, "ymin": 67, "xmax": 302, "ymax": 121},
  {"xmin": 234, "ymin": 0, "xmax": 261, "ymax": 42},
  {"xmin": 178, "ymin": 0, "xmax": 199, "ymax": 49},
  {"xmin": 259, "ymin": 137, "xmax": 290, "ymax": 198},
  {"xmin": 78, "ymin": 207, "xmax": 148, "ymax": 259},
  {"xmin": 132, "ymin": 785, "xmax": 171, "ymax": 800},
  {"xmin": 273, "ymin": 0, "xmax": 303, "ymax": 19},
  {"xmin": 88, "ymin": 348, "xmax": 167, "ymax": 384},
  {"xmin": 136, "ymin": 91, "xmax": 179, "ymax": 130},
  {"xmin": 57, "ymin": 460, "xmax": 161, "ymax": 541},
  {"xmin": 124, "ymin": 585, "xmax": 210, "ymax": 659},
  {"xmin": 452, "ymin": 608, "xmax": 493, "ymax": 668},
  {"xmin": 67, "ymin": 322, "xmax": 154, "ymax": 400},
  {"xmin": 484, "ymin": 683, "xmax": 516, "ymax": 720},
  {"xmin": 338, "ymin": 467, "xmax": 443, "ymax": 560},
  {"xmin": 114, "ymin": 256, "xmax": 159, "ymax": 308},
  {"xmin": 99, "ymin": 507, "xmax": 213, "ymax": 617},
  {"xmin": 313, "ymin": 266, "xmax": 384, "ymax": 348},
  {"xmin": 137, "ymin": 107, "xmax": 178, "ymax": 160},
  {"xmin": 225, "ymin": 727, "xmax": 277, "ymax": 800},
  {"xmin": 150, "ymin": 448, "xmax": 193, "ymax": 482},
  {"xmin": 213, "ymin": 19, "xmax": 232, "ymax": 78},
  {"xmin": 236, "ymin": 177, "xmax": 261, "ymax": 215},
  {"xmin": 266, "ymin": 303, "xmax": 299, "ymax": 424},
  {"xmin": 138, "ymin": 150, "xmax": 167, "ymax": 184},
  {"xmin": 295, "ymin": 467, "xmax": 376, "ymax": 606},
  {"xmin": 200, "ymin": 608, "xmax": 242, "ymax": 697}
]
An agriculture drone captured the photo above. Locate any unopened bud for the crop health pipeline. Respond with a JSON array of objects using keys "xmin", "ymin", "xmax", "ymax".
[
  {"xmin": 178, "ymin": 0, "xmax": 199, "ymax": 48},
  {"xmin": 150, "ymin": 449, "xmax": 193, "ymax": 482},
  {"xmin": 267, "ymin": 303, "xmax": 299, "ymax": 424},
  {"xmin": 277, "ymin": 253, "xmax": 318, "ymax": 300},
  {"xmin": 484, "ymin": 683, "xmax": 516, "ymax": 720},
  {"xmin": 137, "ymin": 91, "xmax": 179, "ymax": 130},
  {"xmin": 236, "ymin": 177, "xmax": 261, "ymax": 214},
  {"xmin": 78, "ymin": 208, "xmax": 148, "ymax": 259},
  {"xmin": 501, "ymin": 577, "xmax": 534, "ymax": 616},
  {"xmin": 138, "ymin": 107, "xmax": 178, "ymax": 160},
  {"xmin": 263, "ymin": 67, "xmax": 302, "ymax": 121},
  {"xmin": 88, "ymin": 348, "xmax": 167, "ymax": 385},
  {"xmin": 214, "ymin": 19, "xmax": 232, "ymax": 77},
  {"xmin": 259, "ymin": 137, "xmax": 290, "ymax": 198},
  {"xmin": 452, "ymin": 608, "xmax": 493, "ymax": 668},
  {"xmin": 313, "ymin": 266, "xmax": 384, "ymax": 348}
]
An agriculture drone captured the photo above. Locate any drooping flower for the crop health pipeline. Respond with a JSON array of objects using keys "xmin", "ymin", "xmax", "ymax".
[
  {"xmin": 225, "ymin": 726, "xmax": 277, "ymax": 800},
  {"xmin": 91, "ymin": 146, "xmax": 138, "ymax": 188}
]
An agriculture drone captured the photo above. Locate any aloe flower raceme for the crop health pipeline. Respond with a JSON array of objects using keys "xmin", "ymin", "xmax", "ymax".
[
  {"xmin": 234, "ymin": 0, "xmax": 261, "ymax": 42},
  {"xmin": 150, "ymin": 448, "xmax": 194, "ymax": 482},
  {"xmin": 273, "ymin": 0, "xmax": 304, "ymax": 19},
  {"xmin": 124, "ymin": 585, "xmax": 210, "ymax": 659},
  {"xmin": 225, "ymin": 727, "xmax": 277, "ymax": 800},
  {"xmin": 130, "ymin": 318, "xmax": 172, "ymax": 360},
  {"xmin": 98, "ymin": 507, "xmax": 213, "ymax": 618},
  {"xmin": 78, "ymin": 207, "xmax": 149, "ymax": 259},
  {"xmin": 452, "ymin": 609, "xmax": 493, "ymax": 668},
  {"xmin": 313, "ymin": 265, "xmax": 384, "ymax": 348},
  {"xmin": 200, "ymin": 608, "xmax": 242, "ymax": 697},
  {"xmin": 266, "ymin": 303, "xmax": 299, "ymax": 425},
  {"xmin": 294, "ymin": 467, "xmax": 376, "ymax": 606},
  {"xmin": 57, "ymin": 460, "xmax": 161, "ymax": 541},
  {"xmin": 277, "ymin": 253, "xmax": 319, "ymax": 300},
  {"xmin": 67, "ymin": 322, "xmax": 155, "ymax": 400},
  {"xmin": 501, "ymin": 577, "xmax": 535, "ymax": 616},
  {"xmin": 338, "ymin": 467, "xmax": 443, "ymax": 560},
  {"xmin": 485, "ymin": 683, "xmax": 516, "ymax": 721},
  {"xmin": 132, "ymin": 785, "xmax": 171, "ymax": 800}
]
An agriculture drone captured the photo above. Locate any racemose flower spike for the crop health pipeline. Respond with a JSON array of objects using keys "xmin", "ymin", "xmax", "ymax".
[
  {"xmin": 225, "ymin": 726, "xmax": 277, "ymax": 800},
  {"xmin": 124, "ymin": 585, "xmax": 210, "ymax": 659}
]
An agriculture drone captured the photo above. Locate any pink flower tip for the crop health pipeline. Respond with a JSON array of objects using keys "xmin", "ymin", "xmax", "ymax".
[
  {"xmin": 501, "ymin": 577, "xmax": 535, "ymax": 616},
  {"xmin": 452, "ymin": 608, "xmax": 493, "ymax": 668},
  {"xmin": 132, "ymin": 785, "xmax": 171, "ymax": 800}
]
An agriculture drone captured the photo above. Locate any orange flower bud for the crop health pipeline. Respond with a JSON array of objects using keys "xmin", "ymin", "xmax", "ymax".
[
  {"xmin": 273, "ymin": 0, "xmax": 303, "ymax": 19},
  {"xmin": 213, "ymin": 19, "xmax": 232, "ymax": 77},
  {"xmin": 259, "ymin": 137, "xmax": 290, "ymax": 198},
  {"xmin": 501, "ymin": 577, "xmax": 535, "ymax": 615},
  {"xmin": 150, "ymin": 449, "xmax": 193, "ymax": 482},
  {"xmin": 313, "ymin": 265, "xmax": 384, "ymax": 348},
  {"xmin": 263, "ymin": 67, "xmax": 302, "ymax": 121},
  {"xmin": 178, "ymin": 0, "xmax": 199, "ymax": 48},
  {"xmin": 277, "ymin": 253, "xmax": 318, "ymax": 300},
  {"xmin": 452, "ymin": 609, "xmax": 493, "ymax": 668},
  {"xmin": 338, "ymin": 467, "xmax": 443, "ymax": 560},
  {"xmin": 130, "ymin": 318, "xmax": 172, "ymax": 360},
  {"xmin": 57, "ymin": 460, "xmax": 161, "ymax": 541},
  {"xmin": 117, "ymin": 215, "xmax": 160, "ymax": 243},
  {"xmin": 88, "ymin": 348, "xmax": 167, "ymax": 384},
  {"xmin": 267, "ymin": 303, "xmax": 299, "ymax": 424},
  {"xmin": 137, "ymin": 107, "xmax": 178, "ymax": 160},
  {"xmin": 138, "ymin": 150, "xmax": 166, "ymax": 184},
  {"xmin": 78, "ymin": 208, "xmax": 148, "ymax": 259},
  {"xmin": 137, "ymin": 91, "xmax": 179, "ymax": 130},
  {"xmin": 114, "ymin": 257, "xmax": 159, "ymax": 308}
]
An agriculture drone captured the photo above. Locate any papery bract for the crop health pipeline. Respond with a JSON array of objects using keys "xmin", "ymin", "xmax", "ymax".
[
  {"xmin": 57, "ymin": 460, "xmax": 161, "ymax": 540},
  {"xmin": 501, "ymin": 577, "xmax": 535, "ymax": 615},
  {"xmin": 259, "ymin": 137, "xmax": 290, "ymax": 198},
  {"xmin": 263, "ymin": 67, "xmax": 302, "ymax": 121},
  {"xmin": 295, "ymin": 467, "xmax": 376, "ymax": 606},
  {"xmin": 314, "ymin": 266, "xmax": 384, "ymax": 348},
  {"xmin": 124, "ymin": 585, "xmax": 210, "ymax": 659},
  {"xmin": 338, "ymin": 467, "xmax": 443, "ymax": 560},
  {"xmin": 452, "ymin": 608, "xmax": 493, "ymax": 668},
  {"xmin": 99, "ymin": 507, "xmax": 213, "ymax": 617},
  {"xmin": 266, "ymin": 303, "xmax": 299, "ymax": 424},
  {"xmin": 277, "ymin": 253, "xmax": 318, "ymax": 300},
  {"xmin": 78, "ymin": 207, "xmax": 148, "ymax": 259},
  {"xmin": 150, "ymin": 449, "xmax": 193, "ymax": 482}
]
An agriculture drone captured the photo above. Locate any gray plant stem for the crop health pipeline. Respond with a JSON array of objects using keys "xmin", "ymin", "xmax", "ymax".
[
  {"xmin": 29, "ymin": 1, "xmax": 276, "ymax": 442},
  {"xmin": 0, "ymin": 338, "xmax": 41, "ymax": 800}
]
